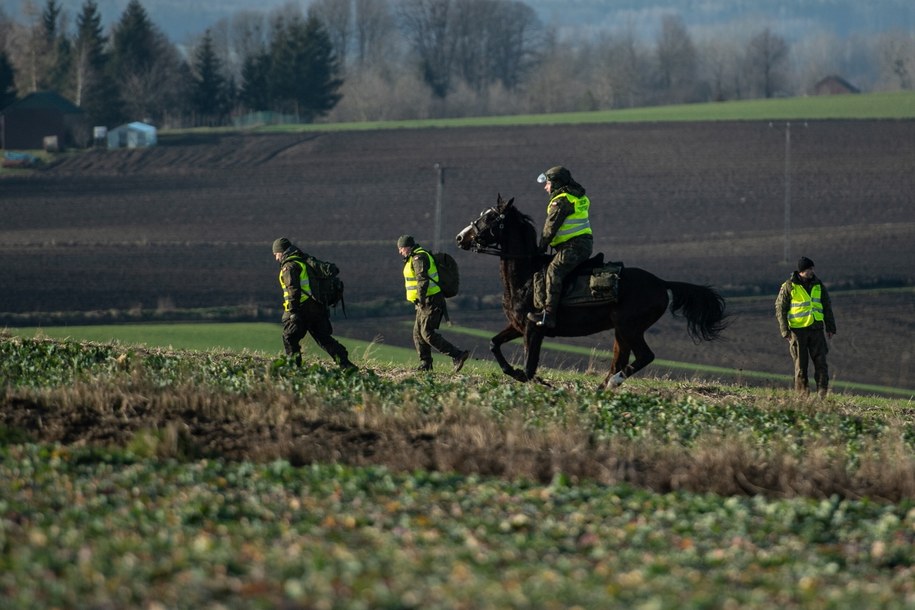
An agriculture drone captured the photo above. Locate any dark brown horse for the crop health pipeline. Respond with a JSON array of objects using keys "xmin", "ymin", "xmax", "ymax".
[{"xmin": 455, "ymin": 195, "xmax": 728, "ymax": 388}]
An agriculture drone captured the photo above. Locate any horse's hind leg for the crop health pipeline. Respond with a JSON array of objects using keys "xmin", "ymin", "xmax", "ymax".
[
  {"xmin": 610, "ymin": 335, "xmax": 631, "ymax": 375},
  {"xmin": 603, "ymin": 332, "xmax": 654, "ymax": 388}
]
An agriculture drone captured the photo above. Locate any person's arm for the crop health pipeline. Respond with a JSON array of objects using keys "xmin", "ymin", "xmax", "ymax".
[
  {"xmin": 412, "ymin": 253, "xmax": 431, "ymax": 304},
  {"xmin": 820, "ymin": 284, "xmax": 836, "ymax": 337},
  {"xmin": 774, "ymin": 282, "xmax": 791, "ymax": 339},
  {"xmin": 539, "ymin": 196, "xmax": 574, "ymax": 251},
  {"xmin": 281, "ymin": 263, "xmax": 303, "ymax": 312}
]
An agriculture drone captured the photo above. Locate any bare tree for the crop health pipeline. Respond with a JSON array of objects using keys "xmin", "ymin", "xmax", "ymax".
[
  {"xmin": 312, "ymin": 0, "xmax": 352, "ymax": 72},
  {"xmin": 599, "ymin": 27, "xmax": 653, "ymax": 109},
  {"xmin": 745, "ymin": 27, "xmax": 790, "ymax": 98},
  {"xmin": 698, "ymin": 37, "xmax": 745, "ymax": 101},
  {"xmin": 873, "ymin": 31, "xmax": 914, "ymax": 90},
  {"xmin": 396, "ymin": 0, "xmax": 454, "ymax": 98},
  {"xmin": 353, "ymin": 0, "xmax": 397, "ymax": 68},
  {"xmin": 654, "ymin": 14, "xmax": 698, "ymax": 104}
]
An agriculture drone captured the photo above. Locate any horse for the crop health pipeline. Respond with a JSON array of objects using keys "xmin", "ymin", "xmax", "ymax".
[{"xmin": 454, "ymin": 194, "xmax": 728, "ymax": 388}]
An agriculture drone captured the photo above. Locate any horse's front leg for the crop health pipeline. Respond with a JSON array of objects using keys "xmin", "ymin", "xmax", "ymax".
[
  {"xmin": 490, "ymin": 325, "xmax": 526, "ymax": 381},
  {"xmin": 523, "ymin": 324, "xmax": 545, "ymax": 382}
]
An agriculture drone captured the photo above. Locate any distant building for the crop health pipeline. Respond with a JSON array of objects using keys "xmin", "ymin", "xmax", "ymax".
[
  {"xmin": 813, "ymin": 75, "xmax": 861, "ymax": 95},
  {"xmin": 0, "ymin": 91, "xmax": 87, "ymax": 150},
  {"xmin": 107, "ymin": 122, "xmax": 158, "ymax": 149}
]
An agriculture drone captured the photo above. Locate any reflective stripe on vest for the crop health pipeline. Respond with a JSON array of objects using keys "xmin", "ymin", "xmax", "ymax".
[
  {"xmin": 279, "ymin": 258, "xmax": 311, "ymax": 311},
  {"xmin": 403, "ymin": 247, "xmax": 441, "ymax": 301},
  {"xmin": 549, "ymin": 192, "xmax": 592, "ymax": 246},
  {"xmin": 788, "ymin": 283, "xmax": 823, "ymax": 328}
]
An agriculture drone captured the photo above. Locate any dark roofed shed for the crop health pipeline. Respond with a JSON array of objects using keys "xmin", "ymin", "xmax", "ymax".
[{"xmin": 0, "ymin": 91, "xmax": 88, "ymax": 150}]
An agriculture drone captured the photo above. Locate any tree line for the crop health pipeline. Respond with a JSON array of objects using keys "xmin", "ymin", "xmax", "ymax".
[{"xmin": 1, "ymin": 0, "xmax": 913, "ymax": 134}]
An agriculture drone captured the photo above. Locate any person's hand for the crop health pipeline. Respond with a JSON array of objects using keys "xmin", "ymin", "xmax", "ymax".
[{"xmin": 826, "ymin": 332, "xmax": 834, "ymax": 340}]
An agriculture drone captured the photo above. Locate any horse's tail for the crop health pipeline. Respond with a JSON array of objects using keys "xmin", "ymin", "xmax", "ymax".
[{"xmin": 665, "ymin": 281, "xmax": 729, "ymax": 343}]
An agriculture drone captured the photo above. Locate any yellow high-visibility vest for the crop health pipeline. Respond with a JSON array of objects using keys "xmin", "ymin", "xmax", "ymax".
[
  {"xmin": 403, "ymin": 247, "xmax": 441, "ymax": 301},
  {"xmin": 788, "ymin": 283, "xmax": 824, "ymax": 328},
  {"xmin": 549, "ymin": 192, "xmax": 592, "ymax": 246},
  {"xmin": 279, "ymin": 258, "xmax": 311, "ymax": 311}
]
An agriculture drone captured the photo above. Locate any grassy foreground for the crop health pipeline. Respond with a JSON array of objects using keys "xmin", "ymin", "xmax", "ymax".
[{"xmin": 1, "ymin": 334, "xmax": 914, "ymax": 608}]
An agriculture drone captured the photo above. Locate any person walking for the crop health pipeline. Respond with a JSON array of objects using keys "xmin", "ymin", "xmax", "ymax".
[
  {"xmin": 273, "ymin": 237, "xmax": 356, "ymax": 370},
  {"xmin": 775, "ymin": 256, "xmax": 836, "ymax": 397},
  {"xmin": 526, "ymin": 165, "xmax": 594, "ymax": 329},
  {"xmin": 398, "ymin": 235, "xmax": 469, "ymax": 373}
]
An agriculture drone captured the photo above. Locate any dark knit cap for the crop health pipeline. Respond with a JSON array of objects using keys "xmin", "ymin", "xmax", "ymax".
[
  {"xmin": 272, "ymin": 237, "xmax": 292, "ymax": 254},
  {"xmin": 797, "ymin": 256, "xmax": 815, "ymax": 272},
  {"xmin": 397, "ymin": 235, "xmax": 416, "ymax": 248}
]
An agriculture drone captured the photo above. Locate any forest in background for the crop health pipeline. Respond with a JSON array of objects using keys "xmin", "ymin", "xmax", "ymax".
[{"xmin": 1, "ymin": 0, "xmax": 914, "ymax": 131}]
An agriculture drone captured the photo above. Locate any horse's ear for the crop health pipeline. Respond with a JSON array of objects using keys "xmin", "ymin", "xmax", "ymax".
[{"xmin": 507, "ymin": 197, "xmax": 515, "ymax": 208}]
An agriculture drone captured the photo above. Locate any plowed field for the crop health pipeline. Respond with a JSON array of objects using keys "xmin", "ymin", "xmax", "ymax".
[{"xmin": 2, "ymin": 121, "xmax": 913, "ymax": 391}]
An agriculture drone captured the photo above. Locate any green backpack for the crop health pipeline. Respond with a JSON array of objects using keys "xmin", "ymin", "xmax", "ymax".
[
  {"xmin": 307, "ymin": 257, "xmax": 346, "ymax": 315},
  {"xmin": 432, "ymin": 252, "xmax": 460, "ymax": 298}
]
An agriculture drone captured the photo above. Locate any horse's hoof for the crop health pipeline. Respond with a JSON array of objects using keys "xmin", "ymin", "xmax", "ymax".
[
  {"xmin": 507, "ymin": 369, "xmax": 528, "ymax": 382},
  {"xmin": 608, "ymin": 371, "xmax": 627, "ymax": 388}
]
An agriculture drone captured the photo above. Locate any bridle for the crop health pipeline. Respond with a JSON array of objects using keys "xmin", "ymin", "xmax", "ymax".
[{"xmin": 464, "ymin": 207, "xmax": 507, "ymax": 257}]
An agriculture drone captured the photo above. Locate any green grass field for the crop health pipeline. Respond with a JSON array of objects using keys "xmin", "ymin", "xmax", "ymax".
[
  {"xmin": 2, "ymin": 334, "xmax": 914, "ymax": 608},
  {"xmin": 7, "ymin": 322, "xmax": 913, "ymax": 397},
  {"xmin": 258, "ymin": 90, "xmax": 915, "ymax": 133}
]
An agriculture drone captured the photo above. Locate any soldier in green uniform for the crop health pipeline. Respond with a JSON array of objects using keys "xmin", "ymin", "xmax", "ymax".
[
  {"xmin": 527, "ymin": 165, "xmax": 594, "ymax": 329},
  {"xmin": 273, "ymin": 237, "xmax": 356, "ymax": 370},
  {"xmin": 775, "ymin": 256, "xmax": 836, "ymax": 397},
  {"xmin": 397, "ymin": 235, "xmax": 470, "ymax": 373}
]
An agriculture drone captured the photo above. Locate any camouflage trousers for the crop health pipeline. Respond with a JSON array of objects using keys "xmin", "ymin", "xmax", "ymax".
[
  {"xmin": 544, "ymin": 235, "xmax": 593, "ymax": 311},
  {"xmin": 788, "ymin": 325, "xmax": 829, "ymax": 394},
  {"xmin": 413, "ymin": 293, "xmax": 462, "ymax": 366},
  {"xmin": 282, "ymin": 299, "xmax": 351, "ymax": 367}
]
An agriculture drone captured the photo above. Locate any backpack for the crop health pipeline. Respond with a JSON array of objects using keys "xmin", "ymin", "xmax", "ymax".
[
  {"xmin": 307, "ymin": 257, "xmax": 346, "ymax": 316},
  {"xmin": 432, "ymin": 251, "xmax": 460, "ymax": 298}
]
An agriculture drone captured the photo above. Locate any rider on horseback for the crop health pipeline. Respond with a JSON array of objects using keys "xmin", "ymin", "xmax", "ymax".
[{"xmin": 527, "ymin": 166, "xmax": 594, "ymax": 329}]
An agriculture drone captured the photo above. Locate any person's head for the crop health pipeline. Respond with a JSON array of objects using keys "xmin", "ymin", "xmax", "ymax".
[
  {"xmin": 397, "ymin": 234, "xmax": 416, "ymax": 257},
  {"xmin": 797, "ymin": 256, "xmax": 815, "ymax": 279},
  {"xmin": 272, "ymin": 237, "xmax": 292, "ymax": 262},
  {"xmin": 536, "ymin": 165, "xmax": 573, "ymax": 194}
]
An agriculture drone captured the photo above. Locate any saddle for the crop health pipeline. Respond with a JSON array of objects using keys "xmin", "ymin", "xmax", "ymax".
[{"xmin": 533, "ymin": 253, "xmax": 623, "ymax": 310}]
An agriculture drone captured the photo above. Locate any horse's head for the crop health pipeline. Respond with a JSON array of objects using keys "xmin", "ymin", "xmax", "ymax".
[{"xmin": 455, "ymin": 195, "xmax": 515, "ymax": 253}]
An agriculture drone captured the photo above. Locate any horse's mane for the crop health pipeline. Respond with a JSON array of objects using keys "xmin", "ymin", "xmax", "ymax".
[{"xmin": 501, "ymin": 204, "xmax": 538, "ymax": 251}]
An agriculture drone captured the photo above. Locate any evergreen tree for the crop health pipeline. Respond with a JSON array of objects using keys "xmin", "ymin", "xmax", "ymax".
[
  {"xmin": 190, "ymin": 29, "xmax": 232, "ymax": 124},
  {"xmin": 299, "ymin": 10, "xmax": 343, "ymax": 119},
  {"xmin": 110, "ymin": 0, "xmax": 158, "ymax": 76},
  {"xmin": 267, "ymin": 11, "xmax": 342, "ymax": 121},
  {"xmin": 109, "ymin": 0, "xmax": 186, "ymax": 123},
  {"xmin": 239, "ymin": 51, "xmax": 272, "ymax": 112},
  {"xmin": 74, "ymin": 0, "xmax": 123, "ymax": 126},
  {"xmin": 0, "ymin": 51, "xmax": 18, "ymax": 109},
  {"xmin": 27, "ymin": 0, "xmax": 73, "ymax": 94}
]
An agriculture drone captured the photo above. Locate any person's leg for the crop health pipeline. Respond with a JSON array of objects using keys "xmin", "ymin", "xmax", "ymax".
[
  {"xmin": 790, "ymin": 330, "xmax": 810, "ymax": 393},
  {"xmin": 307, "ymin": 312, "xmax": 355, "ymax": 369},
  {"xmin": 808, "ymin": 329, "xmax": 830, "ymax": 397},
  {"xmin": 282, "ymin": 313, "xmax": 306, "ymax": 366},
  {"xmin": 418, "ymin": 300, "xmax": 464, "ymax": 360},
  {"xmin": 413, "ymin": 311, "xmax": 433, "ymax": 370},
  {"xmin": 539, "ymin": 238, "xmax": 593, "ymax": 328}
]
